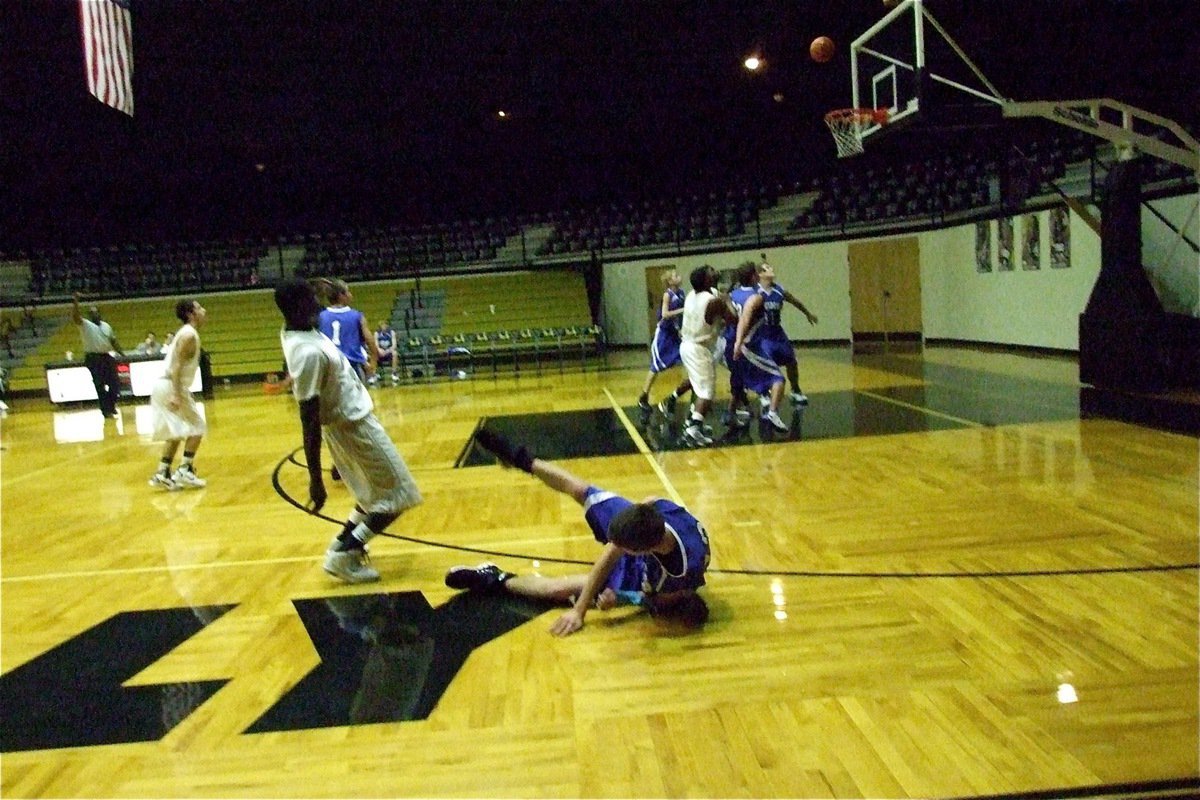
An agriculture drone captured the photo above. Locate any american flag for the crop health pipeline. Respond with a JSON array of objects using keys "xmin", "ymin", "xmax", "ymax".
[{"xmin": 80, "ymin": 0, "xmax": 134, "ymax": 116}]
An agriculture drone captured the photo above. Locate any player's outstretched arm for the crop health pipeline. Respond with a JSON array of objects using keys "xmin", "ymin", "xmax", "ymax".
[
  {"xmin": 784, "ymin": 290, "xmax": 818, "ymax": 324},
  {"xmin": 733, "ymin": 293, "xmax": 764, "ymax": 359},
  {"xmin": 550, "ymin": 543, "xmax": 623, "ymax": 636}
]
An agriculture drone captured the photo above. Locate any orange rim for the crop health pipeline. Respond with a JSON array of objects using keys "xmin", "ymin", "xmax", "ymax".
[{"xmin": 824, "ymin": 108, "xmax": 889, "ymax": 126}]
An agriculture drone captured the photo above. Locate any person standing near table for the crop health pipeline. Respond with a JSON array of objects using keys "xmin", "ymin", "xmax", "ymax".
[{"xmin": 71, "ymin": 293, "xmax": 125, "ymax": 418}]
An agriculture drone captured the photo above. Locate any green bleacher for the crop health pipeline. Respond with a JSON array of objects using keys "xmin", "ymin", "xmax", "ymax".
[{"xmin": 7, "ymin": 269, "xmax": 600, "ymax": 395}]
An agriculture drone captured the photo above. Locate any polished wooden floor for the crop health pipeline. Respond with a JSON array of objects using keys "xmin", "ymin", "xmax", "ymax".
[{"xmin": 2, "ymin": 346, "xmax": 1197, "ymax": 798}]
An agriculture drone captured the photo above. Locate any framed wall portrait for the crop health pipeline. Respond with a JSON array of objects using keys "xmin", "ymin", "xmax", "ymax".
[
  {"xmin": 1050, "ymin": 206, "xmax": 1070, "ymax": 268},
  {"xmin": 997, "ymin": 218, "xmax": 1014, "ymax": 271},
  {"xmin": 975, "ymin": 221, "xmax": 991, "ymax": 273},
  {"xmin": 1021, "ymin": 213, "xmax": 1041, "ymax": 270}
]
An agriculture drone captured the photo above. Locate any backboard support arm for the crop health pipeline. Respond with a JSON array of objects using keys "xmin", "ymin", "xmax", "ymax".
[{"xmin": 1003, "ymin": 98, "xmax": 1200, "ymax": 177}]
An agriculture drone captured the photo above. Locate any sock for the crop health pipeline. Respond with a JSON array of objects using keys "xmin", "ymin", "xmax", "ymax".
[
  {"xmin": 336, "ymin": 509, "xmax": 366, "ymax": 542},
  {"xmin": 159, "ymin": 457, "xmax": 173, "ymax": 477},
  {"xmin": 181, "ymin": 452, "xmax": 196, "ymax": 473},
  {"xmin": 336, "ymin": 522, "xmax": 375, "ymax": 551}
]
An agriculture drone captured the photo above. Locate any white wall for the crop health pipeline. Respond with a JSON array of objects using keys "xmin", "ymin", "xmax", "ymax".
[
  {"xmin": 601, "ymin": 207, "xmax": 1104, "ymax": 351},
  {"xmin": 600, "ymin": 243, "xmax": 851, "ymax": 346},
  {"xmin": 919, "ymin": 209, "xmax": 1102, "ymax": 350}
]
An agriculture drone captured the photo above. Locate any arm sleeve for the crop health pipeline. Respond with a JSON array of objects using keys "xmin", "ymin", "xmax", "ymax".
[{"xmin": 289, "ymin": 348, "xmax": 325, "ymax": 402}]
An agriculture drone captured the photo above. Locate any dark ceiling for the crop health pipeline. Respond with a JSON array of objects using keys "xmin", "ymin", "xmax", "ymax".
[{"xmin": 3, "ymin": 0, "xmax": 1196, "ymax": 249}]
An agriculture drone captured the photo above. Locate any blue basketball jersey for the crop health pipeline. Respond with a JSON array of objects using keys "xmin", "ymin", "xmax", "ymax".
[
  {"xmin": 726, "ymin": 283, "xmax": 784, "ymax": 394},
  {"xmin": 582, "ymin": 488, "xmax": 710, "ymax": 594},
  {"xmin": 727, "ymin": 285, "xmax": 765, "ymax": 345},
  {"xmin": 318, "ymin": 306, "xmax": 367, "ymax": 365},
  {"xmin": 377, "ymin": 328, "xmax": 395, "ymax": 351},
  {"xmin": 759, "ymin": 284, "xmax": 787, "ymax": 338},
  {"xmin": 658, "ymin": 287, "xmax": 685, "ymax": 333}
]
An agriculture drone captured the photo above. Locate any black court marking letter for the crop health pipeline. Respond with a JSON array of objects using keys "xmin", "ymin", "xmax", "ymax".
[{"xmin": 0, "ymin": 606, "xmax": 233, "ymax": 752}]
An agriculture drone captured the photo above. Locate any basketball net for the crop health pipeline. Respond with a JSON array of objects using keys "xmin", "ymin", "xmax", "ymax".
[{"xmin": 824, "ymin": 108, "xmax": 890, "ymax": 158}]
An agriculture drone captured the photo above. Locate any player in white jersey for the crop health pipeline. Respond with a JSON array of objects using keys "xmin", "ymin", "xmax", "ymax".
[
  {"xmin": 148, "ymin": 299, "xmax": 209, "ymax": 491},
  {"xmin": 678, "ymin": 265, "xmax": 737, "ymax": 447},
  {"xmin": 276, "ymin": 278, "xmax": 423, "ymax": 584}
]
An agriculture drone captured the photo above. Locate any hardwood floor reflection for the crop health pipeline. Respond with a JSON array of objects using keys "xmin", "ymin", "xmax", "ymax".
[{"xmin": 1, "ymin": 346, "xmax": 1196, "ymax": 798}]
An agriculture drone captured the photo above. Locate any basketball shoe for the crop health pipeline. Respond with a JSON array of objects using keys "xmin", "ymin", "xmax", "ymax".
[
  {"xmin": 445, "ymin": 562, "xmax": 514, "ymax": 593},
  {"xmin": 683, "ymin": 424, "xmax": 713, "ymax": 448},
  {"xmin": 172, "ymin": 467, "xmax": 207, "ymax": 489},
  {"xmin": 762, "ymin": 410, "xmax": 789, "ymax": 432},
  {"xmin": 324, "ymin": 548, "xmax": 380, "ymax": 584},
  {"xmin": 148, "ymin": 472, "xmax": 179, "ymax": 491},
  {"xmin": 475, "ymin": 427, "xmax": 535, "ymax": 472}
]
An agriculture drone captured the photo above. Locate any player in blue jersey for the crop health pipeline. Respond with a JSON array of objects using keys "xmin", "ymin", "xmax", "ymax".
[
  {"xmin": 720, "ymin": 262, "xmax": 787, "ymax": 431},
  {"xmin": 637, "ymin": 269, "xmax": 688, "ymax": 413},
  {"xmin": 315, "ymin": 278, "xmax": 379, "ymax": 385},
  {"xmin": 374, "ymin": 319, "xmax": 399, "ymax": 383},
  {"xmin": 446, "ymin": 427, "xmax": 711, "ymax": 635},
  {"xmin": 757, "ymin": 254, "xmax": 818, "ymax": 406}
]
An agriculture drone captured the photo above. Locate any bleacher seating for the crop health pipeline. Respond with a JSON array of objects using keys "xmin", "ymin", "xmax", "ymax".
[
  {"xmin": 28, "ymin": 238, "xmax": 269, "ymax": 300},
  {"xmin": 393, "ymin": 270, "xmax": 601, "ymax": 379},
  {"xmin": 535, "ymin": 186, "xmax": 774, "ymax": 257},
  {"xmin": 4, "ymin": 267, "xmax": 601, "ymax": 395}
]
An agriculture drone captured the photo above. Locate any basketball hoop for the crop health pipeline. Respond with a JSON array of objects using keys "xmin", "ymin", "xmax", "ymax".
[{"xmin": 824, "ymin": 108, "xmax": 890, "ymax": 158}]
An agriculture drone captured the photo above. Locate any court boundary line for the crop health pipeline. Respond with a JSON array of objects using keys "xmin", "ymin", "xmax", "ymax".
[
  {"xmin": 855, "ymin": 388, "xmax": 984, "ymax": 428},
  {"xmin": 11, "ymin": 439, "xmax": 1195, "ymax": 584},
  {"xmin": 602, "ymin": 387, "xmax": 686, "ymax": 506}
]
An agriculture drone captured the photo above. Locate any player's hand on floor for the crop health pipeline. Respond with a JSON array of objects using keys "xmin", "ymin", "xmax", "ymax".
[{"xmin": 550, "ymin": 608, "xmax": 584, "ymax": 636}]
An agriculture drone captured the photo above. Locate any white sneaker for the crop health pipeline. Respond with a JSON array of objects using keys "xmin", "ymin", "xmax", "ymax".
[
  {"xmin": 790, "ymin": 391, "xmax": 809, "ymax": 406},
  {"xmin": 683, "ymin": 425, "xmax": 713, "ymax": 448},
  {"xmin": 172, "ymin": 467, "xmax": 207, "ymax": 489},
  {"xmin": 762, "ymin": 410, "xmax": 789, "ymax": 432},
  {"xmin": 149, "ymin": 472, "xmax": 179, "ymax": 491},
  {"xmin": 324, "ymin": 548, "xmax": 381, "ymax": 584}
]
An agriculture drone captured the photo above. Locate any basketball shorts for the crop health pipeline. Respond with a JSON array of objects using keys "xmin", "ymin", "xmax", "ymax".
[{"xmin": 324, "ymin": 414, "xmax": 423, "ymax": 516}]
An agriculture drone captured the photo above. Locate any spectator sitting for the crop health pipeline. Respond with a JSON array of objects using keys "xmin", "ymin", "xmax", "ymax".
[{"xmin": 137, "ymin": 332, "xmax": 164, "ymax": 357}]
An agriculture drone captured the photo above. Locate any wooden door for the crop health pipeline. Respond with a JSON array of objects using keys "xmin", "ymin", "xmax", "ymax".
[{"xmin": 848, "ymin": 237, "xmax": 922, "ymax": 348}]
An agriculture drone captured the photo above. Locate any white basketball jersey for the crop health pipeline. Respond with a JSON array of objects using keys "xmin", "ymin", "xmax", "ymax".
[
  {"xmin": 281, "ymin": 328, "xmax": 373, "ymax": 424},
  {"xmin": 681, "ymin": 289, "xmax": 721, "ymax": 348}
]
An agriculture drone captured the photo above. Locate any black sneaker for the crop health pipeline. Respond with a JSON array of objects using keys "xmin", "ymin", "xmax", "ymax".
[
  {"xmin": 474, "ymin": 427, "xmax": 535, "ymax": 472},
  {"xmin": 445, "ymin": 562, "xmax": 514, "ymax": 592}
]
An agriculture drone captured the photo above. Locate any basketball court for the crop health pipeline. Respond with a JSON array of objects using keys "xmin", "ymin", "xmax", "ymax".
[{"xmin": 2, "ymin": 1, "xmax": 1199, "ymax": 797}]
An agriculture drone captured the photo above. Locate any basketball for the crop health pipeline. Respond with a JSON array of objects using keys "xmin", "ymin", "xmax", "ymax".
[{"xmin": 810, "ymin": 36, "xmax": 835, "ymax": 63}]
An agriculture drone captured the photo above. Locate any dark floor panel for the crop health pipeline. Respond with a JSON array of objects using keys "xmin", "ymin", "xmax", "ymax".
[
  {"xmin": 459, "ymin": 407, "xmax": 639, "ymax": 467},
  {"xmin": 874, "ymin": 382, "xmax": 1080, "ymax": 427},
  {"xmin": 636, "ymin": 391, "xmax": 966, "ymax": 453},
  {"xmin": 0, "ymin": 606, "xmax": 233, "ymax": 751},
  {"xmin": 246, "ymin": 591, "xmax": 554, "ymax": 733}
]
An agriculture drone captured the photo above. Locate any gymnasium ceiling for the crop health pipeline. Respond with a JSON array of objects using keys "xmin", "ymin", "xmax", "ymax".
[{"xmin": 3, "ymin": 0, "xmax": 1196, "ymax": 248}]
